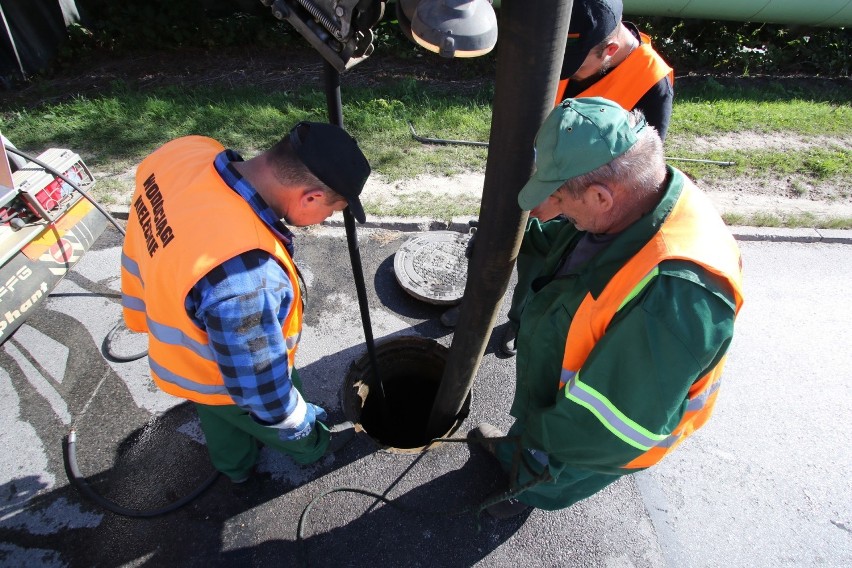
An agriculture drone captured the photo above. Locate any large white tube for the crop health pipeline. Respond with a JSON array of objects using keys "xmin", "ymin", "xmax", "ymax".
[
  {"xmin": 622, "ymin": 0, "xmax": 852, "ymax": 27},
  {"xmin": 486, "ymin": 1, "xmax": 852, "ymax": 27}
]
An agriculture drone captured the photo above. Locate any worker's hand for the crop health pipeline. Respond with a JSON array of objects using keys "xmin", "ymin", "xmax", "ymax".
[
  {"xmin": 465, "ymin": 219, "xmax": 479, "ymax": 259},
  {"xmin": 306, "ymin": 402, "xmax": 328, "ymax": 425},
  {"xmin": 272, "ymin": 402, "xmax": 328, "ymax": 442}
]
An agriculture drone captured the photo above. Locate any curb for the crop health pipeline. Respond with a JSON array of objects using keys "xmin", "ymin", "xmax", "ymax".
[
  {"xmin": 323, "ymin": 215, "xmax": 852, "ymax": 245},
  {"xmin": 106, "ymin": 208, "xmax": 852, "ymax": 244}
]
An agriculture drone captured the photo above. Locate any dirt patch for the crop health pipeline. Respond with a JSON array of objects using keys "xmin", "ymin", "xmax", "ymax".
[
  {"xmin": 676, "ymin": 133, "xmax": 852, "ymax": 153},
  {"xmin": 359, "ymin": 170, "xmax": 852, "ymax": 222}
]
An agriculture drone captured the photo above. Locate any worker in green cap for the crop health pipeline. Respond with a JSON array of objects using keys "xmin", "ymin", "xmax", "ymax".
[{"xmin": 468, "ymin": 97, "xmax": 744, "ymax": 519}]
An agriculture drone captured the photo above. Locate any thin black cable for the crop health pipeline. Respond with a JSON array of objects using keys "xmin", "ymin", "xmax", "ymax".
[
  {"xmin": 406, "ymin": 121, "xmax": 735, "ymax": 165},
  {"xmin": 296, "ymin": 436, "xmax": 551, "ymax": 566}
]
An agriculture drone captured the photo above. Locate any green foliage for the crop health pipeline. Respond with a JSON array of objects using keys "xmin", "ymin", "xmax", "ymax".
[
  {"xmin": 64, "ymin": 0, "xmax": 300, "ymax": 56},
  {"xmin": 632, "ymin": 16, "xmax": 851, "ymax": 76},
  {"xmin": 52, "ymin": 2, "xmax": 851, "ymax": 77}
]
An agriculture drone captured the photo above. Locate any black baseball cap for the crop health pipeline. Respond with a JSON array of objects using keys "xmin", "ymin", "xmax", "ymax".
[
  {"xmin": 560, "ymin": 0, "xmax": 622, "ymax": 80},
  {"xmin": 289, "ymin": 121, "xmax": 371, "ymax": 223}
]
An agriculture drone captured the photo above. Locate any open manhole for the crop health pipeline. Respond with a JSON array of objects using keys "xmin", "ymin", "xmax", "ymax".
[
  {"xmin": 393, "ymin": 231, "xmax": 472, "ymax": 305},
  {"xmin": 341, "ymin": 336, "xmax": 470, "ymax": 453}
]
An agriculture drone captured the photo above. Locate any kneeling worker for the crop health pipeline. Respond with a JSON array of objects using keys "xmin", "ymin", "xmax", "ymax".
[
  {"xmin": 121, "ymin": 122, "xmax": 369, "ymax": 482},
  {"xmin": 470, "ymin": 97, "xmax": 744, "ymax": 518}
]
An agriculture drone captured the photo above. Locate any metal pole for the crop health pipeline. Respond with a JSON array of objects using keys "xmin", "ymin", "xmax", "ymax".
[
  {"xmin": 426, "ymin": 0, "xmax": 574, "ymax": 438},
  {"xmin": 321, "ymin": 60, "xmax": 388, "ymax": 412}
]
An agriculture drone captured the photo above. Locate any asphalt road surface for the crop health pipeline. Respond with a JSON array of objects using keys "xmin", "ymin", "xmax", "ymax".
[{"xmin": 1, "ymin": 223, "xmax": 850, "ymax": 567}]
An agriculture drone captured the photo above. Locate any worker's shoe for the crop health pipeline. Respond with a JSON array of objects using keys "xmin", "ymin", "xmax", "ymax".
[
  {"xmin": 327, "ymin": 421, "xmax": 356, "ymax": 454},
  {"xmin": 440, "ymin": 305, "xmax": 461, "ymax": 328},
  {"xmin": 228, "ymin": 465, "xmax": 258, "ymax": 489},
  {"xmin": 500, "ymin": 325, "xmax": 517, "ymax": 357},
  {"xmin": 483, "ymin": 494, "xmax": 532, "ymax": 520},
  {"xmin": 467, "ymin": 423, "xmax": 505, "ymax": 457}
]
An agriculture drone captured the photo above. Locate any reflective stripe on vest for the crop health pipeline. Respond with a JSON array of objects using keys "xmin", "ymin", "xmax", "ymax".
[
  {"xmin": 559, "ymin": 178, "xmax": 744, "ymax": 469},
  {"xmin": 120, "ymin": 136, "xmax": 303, "ymax": 405},
  {"xmin": 555, "ymin": 33, "xmax": 673, "ymax": 108}
]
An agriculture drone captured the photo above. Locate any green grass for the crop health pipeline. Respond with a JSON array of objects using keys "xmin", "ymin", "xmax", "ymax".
[
  {"xmin": 362, "ymin": 190, "xmax": 482, "ymax": 222},
  {"xmin": 670, "ymin": 80, "xmax": 852, "ymax": 137},
  {"xmin": 671, "ymin": 147, "xmax": 851, "ymax": 181},
  {"xmin": 0, "ymin": 79, "xmax": 493, "ymax": 182},
  {"xmin": 723, "ymin": 211, "xmax": 852, "ymax": 230},
  {"xmin": 2, "ymin": 75, "xmax": 850, "ymax": 228}
]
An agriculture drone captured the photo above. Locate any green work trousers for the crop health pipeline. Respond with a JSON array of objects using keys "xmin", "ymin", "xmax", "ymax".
[
  {"xmin": 493, "ymin": 423, "xmax": 624, "ymax": 511},
  {"xmin": 194, "ymin": 369, "xmax": 329, "ymax": 481}
]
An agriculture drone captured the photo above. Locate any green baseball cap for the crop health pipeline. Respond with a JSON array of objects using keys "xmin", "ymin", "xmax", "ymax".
[{"xmin": 518, "ymin": 97, "xmax": 646, "ymax": 210}]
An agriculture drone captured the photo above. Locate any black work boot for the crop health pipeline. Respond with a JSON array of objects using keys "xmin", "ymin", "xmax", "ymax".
[
  {"xmin": 327, "ymin": 421, "xmax": 356, "ymax": 454},
  {"xmin": 500, "ymin": 325, "xmax": 517, "ymax": 357},
  {"xmin": 467, "ymin": 423, "xmax": 505, "ymax": 456},
  {"xmin": 483, "ymin": 494, "xmax": 532, "ymax": 519},
  {"xmin": 440, "ymin": 305, "xmax": 461, "ymax": 328}
]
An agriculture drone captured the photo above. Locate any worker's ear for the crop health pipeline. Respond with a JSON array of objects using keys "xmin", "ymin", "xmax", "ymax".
[
  {"xmin": 585, "ymin": 183, "xmax": 614, "ymax": 213},
  {"xmin": 300, "ymin": 187, "xmax": 326, "ymax": 208},
  {"xmin": 604, "ymin": 41, "xmax": 619, "ymax": 58}
]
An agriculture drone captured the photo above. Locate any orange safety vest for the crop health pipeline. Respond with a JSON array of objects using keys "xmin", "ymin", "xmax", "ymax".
[
  {"xmin": 121, "ymin": 136, "xmax": 303, "ymax": 405},
  {"xmin": 558, "ymin": 179, "xmax": 744, "ymax": 470},
  {"xmin": 555, "ymin": 33, "xmax": 674, "ymax": 108}
]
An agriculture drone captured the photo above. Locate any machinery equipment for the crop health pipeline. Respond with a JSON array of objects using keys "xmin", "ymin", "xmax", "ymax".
[
  {"xmin": 0, "ymin": 135, "xmax": 108, "ymax": 344},
  {"xmin": 260, "ymin": 0, "xmax": 387, "ymax": 71}
]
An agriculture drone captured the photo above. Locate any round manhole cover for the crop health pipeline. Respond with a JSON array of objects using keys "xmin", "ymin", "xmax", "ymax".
[{"xmin": 393, "ymin": 231, "xmax": 471, "ymax": 305}]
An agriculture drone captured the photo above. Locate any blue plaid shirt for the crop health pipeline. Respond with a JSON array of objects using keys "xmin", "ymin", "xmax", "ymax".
[{"xmin": 184, "ymin": 150, "xmax": 309, "ymax": 430}]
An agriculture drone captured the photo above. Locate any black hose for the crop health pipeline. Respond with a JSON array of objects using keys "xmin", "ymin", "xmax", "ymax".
[
  {"xmin": 407, "ymin": 121, "xmax": 489, "ymax": 147},
  {"xmin": 63, "ymin": 429, "xmax": 220, "ymax": 518},
  {"xmin": 103, "ymin": 320, "xmax": 148, "ymax": 362}
]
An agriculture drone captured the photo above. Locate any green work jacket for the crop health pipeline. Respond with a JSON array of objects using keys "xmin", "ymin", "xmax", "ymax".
[{"xmin": 513, "ymin": 167, "xmax": 737, "ymax": 476}]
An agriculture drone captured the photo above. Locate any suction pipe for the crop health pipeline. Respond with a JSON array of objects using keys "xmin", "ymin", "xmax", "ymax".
[{"xmin": 426, "ymin": 0, "xmax": 574, "ymax": 437}]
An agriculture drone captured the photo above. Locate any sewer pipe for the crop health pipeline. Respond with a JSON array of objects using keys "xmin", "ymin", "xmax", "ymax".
[
  {"xmin": 425, "ymin": 0, "xmax": 574, "ymax": 438},
  {"xmin": 482, "ymin": 0, "xmax": 852, "ymax": 26}
]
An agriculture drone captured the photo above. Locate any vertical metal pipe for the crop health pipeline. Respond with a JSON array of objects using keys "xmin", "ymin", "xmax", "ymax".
[
  {"xmin": 426, "ymin": 0, "xmax": 573, "ymax": 437},
  {"xmin": 322, "ymin": 60, "xmax": 388, "ymax": 410}
]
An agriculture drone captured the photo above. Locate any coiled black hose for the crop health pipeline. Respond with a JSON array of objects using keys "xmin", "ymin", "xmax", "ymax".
[{"xmin": 63, "ymin": 429, "xmax": 220, "ymax": 518}]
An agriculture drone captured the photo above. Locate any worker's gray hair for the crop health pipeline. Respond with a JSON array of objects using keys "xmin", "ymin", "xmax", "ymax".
[{"xmin": 558, "ymin": 109, "xmax": 666, "ymax": 200}]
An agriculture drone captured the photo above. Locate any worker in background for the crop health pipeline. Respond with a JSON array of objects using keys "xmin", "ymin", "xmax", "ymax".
[
  {"xmin": 121, "ymin": 122, "xmax": 368, "ymax": 484},
  {"xmin": 443, "ymin": 0, "xmax": 674, "ymax": 357},
  {"xmin": 555, "ymin": 0, "xmax": 673, "ymax": 140},
  {"xmin": 469, "ymin": 97, "xmax": 743, "ymax": 519}
]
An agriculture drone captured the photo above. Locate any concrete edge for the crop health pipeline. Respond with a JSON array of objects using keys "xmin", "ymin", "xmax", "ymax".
[{"xmin": 106, "ymin": 207, "xmax": 852, "ymax": 244}]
